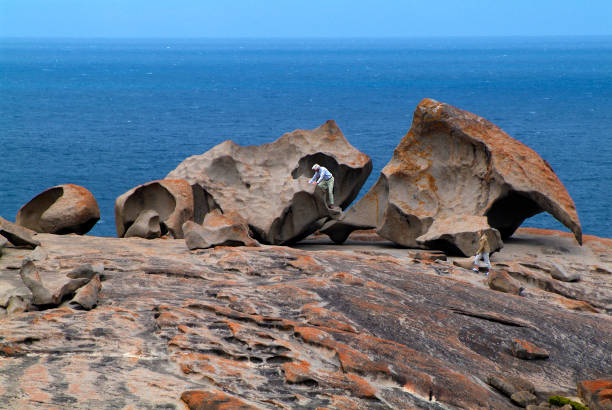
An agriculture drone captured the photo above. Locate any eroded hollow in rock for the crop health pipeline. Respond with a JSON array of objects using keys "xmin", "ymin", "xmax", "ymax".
[
  {"xmin": 208, "ymin": 156, "xmax": 243, "ymax": 187},
  {"xmin": 191, "ymin": 184, "xmax": 221, "ymax": 224},
  {"xmin": 121, "ymin": 183, "xmax": 176, "ymax": 236},
  {"xmin": 486, "ymin": 190, "xmax": 542, "ymax": 239},
  {"xmin": 16, "ymin": 187, "xmax": 64, "ymax": 232}
]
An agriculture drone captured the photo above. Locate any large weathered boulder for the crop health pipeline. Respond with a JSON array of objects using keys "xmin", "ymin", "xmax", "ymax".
[
  {"xmin": 183, "ymin": 211, "xmax": 259, "ymax": 250},
  {"xmin": 16, "ymin": 184, "xmax": 100, "ymax": 235},
  {"xmin": 416, "ymin": 215, "xmax": 503, "ymax": 256},
  {"xmin": 115, "ymin": 179, "xmax": 194, "ymax": 239},
  {"xmin": 0, "ymin": 216, "xmax": 40, "ymax": 248},
  {"xmin": 323, "ymin": 98, "xmax": 582, "ymax": 247},
  {"xmin": 167, "ymin": 120, "xmax": 372, "ymax": 244}
]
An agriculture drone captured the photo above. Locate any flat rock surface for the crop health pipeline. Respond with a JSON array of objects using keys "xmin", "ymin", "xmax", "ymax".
[{"xmin": 0, "ymin": 229, "xmax": 610, "ymax": 409}]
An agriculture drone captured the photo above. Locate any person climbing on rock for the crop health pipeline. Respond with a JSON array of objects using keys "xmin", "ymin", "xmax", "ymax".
[
  {"xmin": 309, "ymin": 164, "xmax": 335, "ymax": 208},
  {"xmin": 472, "ymin": 229, "xmax": 492, "ymax": 275}
]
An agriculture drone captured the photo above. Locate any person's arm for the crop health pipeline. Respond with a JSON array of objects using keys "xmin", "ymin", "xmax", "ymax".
[{"xmin": 309, "ymin": 170, "xmax": 319, "ymax": 184}]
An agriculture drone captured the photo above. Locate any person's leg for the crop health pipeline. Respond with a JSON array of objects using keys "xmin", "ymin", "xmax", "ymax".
[
  {"xmin": 483, "ymin": 252, "xmax": 491, "ymax": 270},
  {"xmin": 473, "ymin": 253, "xmax": 482, "ymax": 271},
  {"xmin": 327, "ymin": 177, "xmax": 334, "ymax": 205},
  {"xmin": 317, "ymin": 180, "xmax": 330, "ymax": 206}
]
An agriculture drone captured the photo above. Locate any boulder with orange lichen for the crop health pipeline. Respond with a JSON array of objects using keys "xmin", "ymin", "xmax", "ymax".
[
  {"xmin": 167, "ymin": 120, "xmax": 372, "ymax": 244},
  {"xmin": 114, "ymin": 179, "xmax": 194, "ymax": 239},
  {"xmin": 16, "ymin": 184, "xmax": 100, "ymax": 235},
  {"xmin": 323, "ymin": 98, "xmax": 582, "ymax": 250}
]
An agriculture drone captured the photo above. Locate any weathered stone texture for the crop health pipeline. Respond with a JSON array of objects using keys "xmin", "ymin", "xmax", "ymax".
[
  {"xmin": 324, "ymin": 98, "xmax": 582, "ymax": 249},
  {"xmin": 167, "ymin": 120, "xmax": 372, "ymax": 244},
  {"xmin": 16, "ymin": 184, "xmax": 100, "ymax": 235},
  {"xmin": 115, "ymin": 179, "xmax": 194, "ymax": 239},
  {"xmin": 0, "ymin": 229, "xmax": 609, "ymax": 408}
]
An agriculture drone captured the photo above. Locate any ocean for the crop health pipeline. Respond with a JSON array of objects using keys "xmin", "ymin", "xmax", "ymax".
[{"xmin": 1, "ymin": 37, "xmax": 611, "ymax": 238}]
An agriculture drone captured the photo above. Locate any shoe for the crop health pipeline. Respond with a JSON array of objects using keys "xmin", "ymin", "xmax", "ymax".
[
  {"xmin": 518, "ymin": 287, "xmax": 525, "ymax": 297},
  {"xmin": 484, "ymin": 270, "xmax": 489, "ymax": 276},
  {"xmin": 472, "ymin": 267, "xmax": 478, "ymax": 272}
]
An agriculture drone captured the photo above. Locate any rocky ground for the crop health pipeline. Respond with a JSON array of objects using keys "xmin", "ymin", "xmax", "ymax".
[{"xmin": 0, "ymin": 228, "xmax": 610, "ymax": 409}]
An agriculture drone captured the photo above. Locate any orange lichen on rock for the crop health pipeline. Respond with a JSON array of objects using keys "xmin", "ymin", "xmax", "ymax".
[
  {"xmin": 32, "ymin": 306, "xmax": 74, "ymax": 324},
  {"xmin": 555, "ymin": 296, "xmax": 599, "ymax": 313},
  {"xmin": 282, "ymin": 360, "xmax": 313, "ymax": 383},
  {"xmin": 20, "ymin": 364, "xmax": 52, "ymax": 404},
  {"xmin": 316, "ymin": 371, "xmax": 378, "ymax": 399},
  {"xmin": 301, "ymin": 303, "xmax": 358, "ymax": 333},
  {"xmin": 578, "ymin": 379, "xmax": 612, "ymax": 410},
  {"xmin": 288, "ymin": 254, "xmax": 324, "ymax": 272},
  {"xmin": 181, "ymin": 389, "xmax": 259, "ymax": 410},
  {"xmin": 331, "ymin": 271, "xmax": 366, "ymax": 286}
]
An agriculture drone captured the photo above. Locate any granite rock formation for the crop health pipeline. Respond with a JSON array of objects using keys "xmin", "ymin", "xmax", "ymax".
[
  {"xmin": 416, "ymin": 215, "xmax": 503, "ymax": 256},
  {"xmin": 183, "ymin": 210, "xmax": 259, "ymax": 250},
  {"xmin": 0, "ymin": 228, "xmax": 609, "ymax": 408},
  {"xmin": 16, "ymin": 184, "xmax": 100, "ymax": 235},
  {"xmin": 167, "ymin": 120, "xmax": 372, "ymax": 244},
  {"xmin": 323, "ymin": 98, "xmax": 582, "ymax": 249},
  {"xmin": 115, "ymin": 179, "xmax": 194, "ymax": 239}
]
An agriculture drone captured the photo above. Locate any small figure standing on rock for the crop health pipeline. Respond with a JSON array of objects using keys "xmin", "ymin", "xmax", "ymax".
[
  {"xmin": 309, "ymin": 164, "xmax": 335, "ymax": 208},
  {"xmin": 473, "ymin": 230, "xmax": 492, "ymax": 275}
]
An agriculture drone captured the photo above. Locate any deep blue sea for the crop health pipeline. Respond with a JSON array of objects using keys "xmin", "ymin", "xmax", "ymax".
[{"xmin": 1, "ymin": 37, "xmax": 611, "ymax": 238}]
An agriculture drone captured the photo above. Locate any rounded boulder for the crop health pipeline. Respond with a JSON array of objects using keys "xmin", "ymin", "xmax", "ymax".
[{"xmin": 16, "ymin": 184, "xmax": 100, "ymax": 235}]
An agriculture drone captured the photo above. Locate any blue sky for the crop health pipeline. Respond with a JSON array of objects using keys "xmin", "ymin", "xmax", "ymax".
[{"xmin": 1, "ymin": 0, "xmax": 611, "ymax": 38}]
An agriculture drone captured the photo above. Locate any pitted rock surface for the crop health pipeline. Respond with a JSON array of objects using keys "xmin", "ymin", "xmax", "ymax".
[
  {"xmin": 115, "ymin": 179, "xmax": 194, "ymax": 239},
  {"xmin": 167, "ymin": 120, "xmax": 372, "ymax": 244},
  {"xmin": 324, "ymin": 98, "xmax": 582, "ymax": 247},
  {"xmin": 0, "ymin": 229, "xmax": 609, "ymax": 408},
  {"xmin": 16, "ymin": 184, "xmax": 100, "ymax": 235}
]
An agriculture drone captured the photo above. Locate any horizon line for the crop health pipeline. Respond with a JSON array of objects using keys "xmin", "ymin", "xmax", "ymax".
[{"xmin": 2, "ymin": 34, "xmax": 612, "ymax": 41}]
